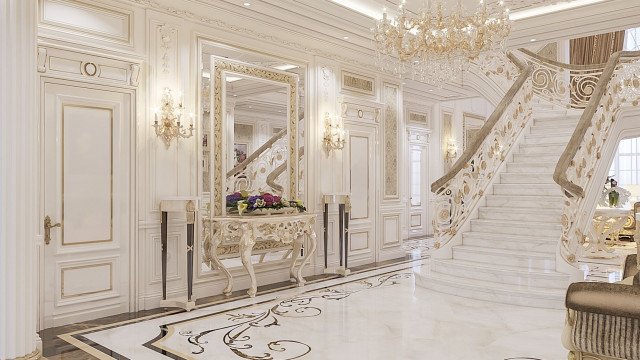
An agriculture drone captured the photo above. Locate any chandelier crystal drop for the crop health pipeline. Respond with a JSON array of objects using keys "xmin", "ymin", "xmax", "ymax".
[{"xmin": 373, "ymin": 0, "xmax": 512, "ymax": 85}]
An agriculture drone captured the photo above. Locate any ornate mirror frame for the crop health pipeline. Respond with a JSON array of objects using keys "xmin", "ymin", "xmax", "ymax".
[{"xmin": 210, "ymin": 57, "xmax": 299, "ymax": 217}]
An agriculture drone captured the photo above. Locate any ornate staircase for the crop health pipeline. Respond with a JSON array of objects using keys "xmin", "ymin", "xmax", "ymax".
[
  {"xmin": 419, "ymin": 48, "xmax": 640, "ymax": 309},
  {"xmin": 418, "ymin": 108, "xmax": 581, "ymax": 309}
]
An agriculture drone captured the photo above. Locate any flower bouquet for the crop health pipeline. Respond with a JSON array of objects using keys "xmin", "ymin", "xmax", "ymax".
[{"xmin": 226, "ymin": 191, "xmax": 306, "ymax": 216}]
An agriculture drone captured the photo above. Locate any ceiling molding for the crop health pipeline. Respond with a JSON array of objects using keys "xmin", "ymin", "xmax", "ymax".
[{"xmin": 127, "ymin": 0, "xmax": 380, "ymax": 70}]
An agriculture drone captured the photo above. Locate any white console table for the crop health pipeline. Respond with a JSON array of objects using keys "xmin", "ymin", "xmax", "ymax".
[{"xmin": 210, "ymin": 213, "xmax": 317, "ymax": 297}]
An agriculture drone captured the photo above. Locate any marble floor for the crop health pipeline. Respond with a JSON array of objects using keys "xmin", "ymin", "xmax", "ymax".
[{"xmin": 57, "ymin": 258, "xmax": 569, "ymax": 360}]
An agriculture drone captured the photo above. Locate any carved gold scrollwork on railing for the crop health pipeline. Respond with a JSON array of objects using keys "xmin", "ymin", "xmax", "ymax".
[
  {"xmin": 519, "ymin": 48, "xmax": 607, "ymax": 109},
  {"xmin": 227, "ymin": 136, "xmax": 289, "ymax": 195},
  {"xmin": 555, "ymin": 52, "xmax": 640, "ymax": 265},
  {"xmin": 431, "ymin": 56, "xmax": 533, "ymax": 250}
]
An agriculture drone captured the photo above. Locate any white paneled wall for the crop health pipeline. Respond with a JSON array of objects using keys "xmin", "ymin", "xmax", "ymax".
[{"xmin": 30, "ymin": 0, "xmax": 504, "ymax": 322}]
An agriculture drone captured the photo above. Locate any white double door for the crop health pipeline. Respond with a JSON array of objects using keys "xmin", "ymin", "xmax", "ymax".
[{"xmin": 41, "ymin": 79, "xmax": 134, "ymax": 328}]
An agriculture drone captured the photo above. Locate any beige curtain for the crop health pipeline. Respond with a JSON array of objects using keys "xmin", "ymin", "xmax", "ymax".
[{"xmin": 570, "ymin": 31, "xmax": 625, "ymax": 65}]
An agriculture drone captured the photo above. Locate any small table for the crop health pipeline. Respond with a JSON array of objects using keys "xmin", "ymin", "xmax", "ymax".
[
  {"xmin": 210, "ymin": 213, "xmax": 317, "ymax": 297},
  {"xmin": 159, "ymin": 197, "xmax": 198, "ymax": 311},
  {"xmin": 588, "ymin": 208, "xmax": 631, "ymax": 259}
]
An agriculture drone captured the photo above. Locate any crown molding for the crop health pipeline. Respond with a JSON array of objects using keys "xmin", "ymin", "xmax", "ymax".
[{"xmin": 126, "ymin": 0, "xmax": 379, "ymax": 70}]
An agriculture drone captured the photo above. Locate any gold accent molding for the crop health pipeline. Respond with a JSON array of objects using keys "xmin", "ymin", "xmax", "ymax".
[
  {"xmin": 9, "ymin": 349, "xmax": 41, "ymax": 360},
  {"xmin": 61, "ymin": 262, "xmax": 113, "ymax": 298}
]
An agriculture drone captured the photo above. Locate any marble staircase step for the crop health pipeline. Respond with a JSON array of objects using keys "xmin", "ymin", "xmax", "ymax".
[
  {"xmin": 499, "ymin": 173, "xmax": 556, "ymax": 184},
  {"xmin": 431, "ymin": 259, "xmax": 570, "ymax": 290},
  {"xmin": 524, "ymin": 133, "xmax": 572, "ymax": 145},
  {"xmin": 517, "ymin": 143, "xmax": 566, "ymax": 155},
  {"xmin": 470, "ymin": 219, "xmax": 562, "ymax": 237},
  {"xmin": 493, "ymin": 183, "xmax": 562, "ymax": 196},
  {"xmin": 478, "ymin": 206, "xmax": 562, "ymax": 222},
  {"xmin": 512, "ymin": 153, "xmax": 560, "ymax": 163},
  {"xmin": 452, "ymin": 245, "xmax": 557, "ymax": 270},
  {"xmin": 416, "ymin": 270, "xmax": 566, "ymax": 309},
  {"xmin": 506, "ymin": 162, "xmax": 555, "ymax": 173},
  {"xmin": 533, "ymin": 115, "xmax": 581, "ymax": 126},
  {"xmin": 529, "ymin": 123, "xmax": 576, "ymax": 135},
  {"xmin": 485, "ymin": 194, "xmax": 564, "ymax": 209},
  {"xmin": 462, "ymin": 232, "xmax": 557, "ymax": 253}
]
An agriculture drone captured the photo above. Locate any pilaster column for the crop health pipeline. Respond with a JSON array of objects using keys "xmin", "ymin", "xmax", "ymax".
[{"xmin": 0, "ymin": 1, "xmax": 41, "ymax": 359}]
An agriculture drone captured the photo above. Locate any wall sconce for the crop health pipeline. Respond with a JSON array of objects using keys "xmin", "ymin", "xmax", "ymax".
[
  {"xmin": 445, "ymin": 138, "xmax": 458, "ymax": 162},
  {"xmin": 153, "ymin": 87, "xmax": 194, "ymax": 148},
  {"xmin": 323, "ymin": 112, "xmax": 346, "ymax": 155}
]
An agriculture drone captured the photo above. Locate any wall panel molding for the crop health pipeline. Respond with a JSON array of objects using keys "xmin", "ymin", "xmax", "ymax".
[{"xmin": 39, "ymin": 0, "xmax": 134, "ymax": 47}]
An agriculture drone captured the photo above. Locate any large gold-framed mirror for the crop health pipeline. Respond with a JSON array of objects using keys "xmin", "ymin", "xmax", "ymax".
[
  {"xmin": 198, "ymin": 41, "xmax": 305, "ymax": 273},
  {"xmin": 210, "ymin": 57, "xmax": 299, "ymax": 217}
]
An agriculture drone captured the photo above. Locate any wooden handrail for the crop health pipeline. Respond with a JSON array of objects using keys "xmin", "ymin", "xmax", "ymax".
[
  {"xmin": 430, "ymin": 52, "xmax": 531, "ymax": 193},
  {"xmin": 553, "ymin": 50, "xmax": 640, "ymax": 197},
  {"xmin": 226, "ymin": 128, "xmax": 287, "ymax": 178},
  {"xmin": 518, "ymin": 48, "xmax": 608, "ymax": 71}
]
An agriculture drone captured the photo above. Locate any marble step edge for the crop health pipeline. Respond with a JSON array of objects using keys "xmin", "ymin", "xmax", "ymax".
[
  {"xmin": 431, "ymin": 259, "xmax": 570, "ymax": 279},
  {"xmin": 422, "ymin": 270, "xmax": 568, "ymax": 299},
  {"xmin": 453, "ymin": 245, "xmax": 557, "ymax": 260},
  {"xmin": 462, "ymin": 230, "xmax": 559, "ymax": 243},
  {"xmin": 417, "ymin": 273, "xmax": 566, "ymax": 309},
  {"xmin": 507, "ymin": 162, "xmax": 556, "ymax": 167},
  {"xmin": 493, "ymin": 183, "xmax": 560, "ymax": 190},
  {"xmin": 461, "ymin": 233, "xmax": 558, "ymax": 254},
  {"xmin": 533, "ymin": 114, "xmax": 582, "ymax": 121},
  {"xmin": 470, "ymin": 218, "xmax": 563, "ymax": 230},
  {"xmin": 499, "ymin": 173, "xmax": 556, "ymax": 183},
  {"xmin": 525, "ymin": 132, "xmax": 572, "ymax": 139},
  {"xmin": 478, "ymin": 205, "xmax": 562, "ymax": 214},
  {"xmin": 484, "ymin": 195, "xmax": 564, "ymax": 209},
  {"xmin": 518, "ymin": 141, "xmax": 567, "ymax": 147}
]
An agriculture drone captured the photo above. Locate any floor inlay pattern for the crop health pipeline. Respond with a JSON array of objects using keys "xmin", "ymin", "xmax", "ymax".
[{"xmin": 67, "ymin": 259, "xmax": 568, "ymax": 360}]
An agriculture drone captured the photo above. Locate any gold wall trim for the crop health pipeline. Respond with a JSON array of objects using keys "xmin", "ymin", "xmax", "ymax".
[
  {"xmin": 61, "ymin": 104, "xmax": 113, "ymax": 245},
  {"xmin": 61, "ymin": 262, "xmax": 113, "ymax": 299}
]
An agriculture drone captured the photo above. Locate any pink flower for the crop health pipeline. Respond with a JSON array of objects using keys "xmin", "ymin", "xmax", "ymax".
[{"xmin": 262, "ymin": 193, "xmax": 275, "ymax": 203}]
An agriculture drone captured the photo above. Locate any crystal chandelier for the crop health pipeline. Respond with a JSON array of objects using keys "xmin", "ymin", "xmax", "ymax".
[{"xmin": 373, "ymin": 0, "xmax": 511, "ymax": 85}]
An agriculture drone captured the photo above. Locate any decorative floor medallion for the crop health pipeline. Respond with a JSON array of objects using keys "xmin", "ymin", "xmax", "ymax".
[
  {"xmin": 147, "ymin": 273, "xmax": 412, "ymax": 359},
  {"xmin": 62, "ymin": 259, "xmax": 570, "ymax": 360}
]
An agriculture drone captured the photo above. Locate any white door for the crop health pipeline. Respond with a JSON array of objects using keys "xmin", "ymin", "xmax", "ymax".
[
  {"xmin": 343, "ymin": 123, "xmax": 377, "ymax": 266},
  {"xmin": 42, "ymin": 80, "xmax": 133, "ymax": 328},
  {"xmin": 407, "ymin": 129, "xmax": 430, "ymax": 237}
]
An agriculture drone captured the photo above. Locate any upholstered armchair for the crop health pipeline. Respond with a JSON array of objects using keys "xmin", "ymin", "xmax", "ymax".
[{"xmin": 562, "ymin": 253, "xmax": 640, "ymax": 360}]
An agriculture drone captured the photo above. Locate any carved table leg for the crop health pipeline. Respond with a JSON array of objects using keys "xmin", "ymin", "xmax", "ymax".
[
  {"xmin": 296, "ymin": 230, "xmax": 317, "ymax": 287},
  {"xmin": 290, "ymin": 237, "xmax": 304, "ymax": 283},
  {"xmin": 238, "ymin": 223, "xmax": 257, "ymax": 297},
  {"xmin": 210, "ymin": 223, "xmax": 233, "ymax": 296}
]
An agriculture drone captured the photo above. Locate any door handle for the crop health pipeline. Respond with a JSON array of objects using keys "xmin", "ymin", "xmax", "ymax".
[{"xmin": 44, "ymin": 215, "xmax": 61, "ymax": 245}]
